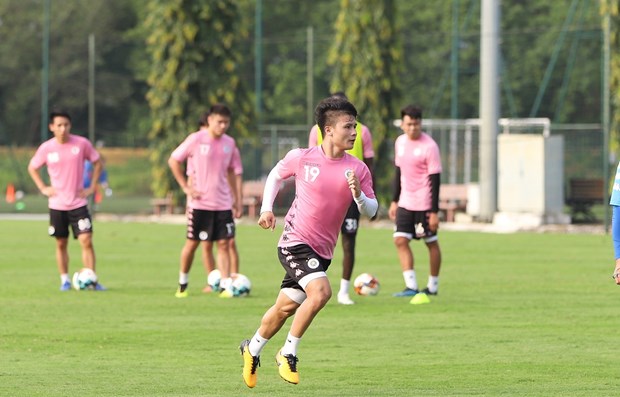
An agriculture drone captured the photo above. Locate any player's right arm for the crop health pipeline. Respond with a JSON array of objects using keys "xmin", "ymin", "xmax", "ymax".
[
  {"xmin": 28, "ymin": 150, "xmax": 55, "ymax": 197},
  {"xmin": 257, "ymin": 165, "xmax": 283, "ymax": 231},
  {"xmin": 168, "ymin": 156, "xmax": 195, "ymax": 198},
  {"xmin": 388, "ymin": 166, "xmax": 401, "ymax": 220}
]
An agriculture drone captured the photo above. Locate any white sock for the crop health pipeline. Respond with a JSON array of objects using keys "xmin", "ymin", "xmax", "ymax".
[
  {"xmin": 403, "ymin": 270, "xmax": 418, "ymax": 290},
  {"xmin": 427, "ymin": 276, "xmax": 439, "ymax": 293},
  {"xmin": 60, "ymin": 274, "xmax": 69, "ymax": 283},
  {"xmin": 248, "ymin": 330, "xmax": 269, "ymax": 357},
  {"xmin": 179, "ymin": 272, "xmax": 189, "ymax": 285},
  {"xmin": 280, "ymin": 332, "xmax": 300, "ymax": 357},
  {"xmin": 338, "ymin": 278, "xmax": 350, "ymax": 296}
]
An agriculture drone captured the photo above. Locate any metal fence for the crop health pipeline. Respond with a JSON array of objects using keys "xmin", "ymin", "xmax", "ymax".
[{"xmin": 242, "ymin": 119, "xmax": 605, "ymax": 195}]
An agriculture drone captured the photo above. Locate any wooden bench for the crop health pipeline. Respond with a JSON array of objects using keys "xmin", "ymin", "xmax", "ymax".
[
  {"xmin": 150, "ymin": 192, "xmax": 174, "ymax": 215},
  {"xmin": 566, "ymin": 178, "xmax": 604, "ymax": 222},
  {"xmin": 439, "ymin": 184, "xmax": 468, "ymax": 222},
  {"xmin": 242, "ymin": 180, "xmax": 265, "ymax": 218}
]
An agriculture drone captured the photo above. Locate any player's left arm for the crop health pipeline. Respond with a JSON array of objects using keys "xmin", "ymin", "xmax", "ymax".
[
  {"xmin": 428, "ymin": 173, "xmax": 441, "ymax": 232},
  {"xmin": 348, "ymin": 168, "xmax": 378, "ymax": 219},
  {"xmin": 228, "ymin": 168, "xmax": 243, "ymax": 219}
]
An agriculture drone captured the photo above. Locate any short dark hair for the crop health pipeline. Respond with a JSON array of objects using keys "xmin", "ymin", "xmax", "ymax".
[
  {"xmin": 49, "ymin": 109, "xmax": 71, "ymax": 123},
  {"xmin": 208, "ymin": 103, "xmax": 232, "ymax": 118},
  {"xmin": 401, "ymin": 105, "xmax": 423, "ymax": 120},
  {"xmin": 315, "ymin": 96, "xmax": 357, "ymax": 134}
]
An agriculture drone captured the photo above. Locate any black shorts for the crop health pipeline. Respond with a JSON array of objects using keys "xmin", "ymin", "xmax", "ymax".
[
  {"xmin": 394, "ymin": 207, "xmax": 438, "ymax": 241},
  {"xmin": 278, "ymin": 244, "xmax": 332, "ymax": 291},
  {"xmin": 49, "ymin": 206, "xmax": 93, "ymax": 239},
  {"xmin": 341, "ymin": 200, "xmax": 360, "ymax": 235},
  {"xmin": 186, "ymin": 208, "xmax": 235, "ymax": 241}
]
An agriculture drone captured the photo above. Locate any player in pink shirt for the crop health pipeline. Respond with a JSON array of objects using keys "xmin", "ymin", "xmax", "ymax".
[
  {"xmin": 388, "ymin": 105, "xmax": 443, "ymax": 300},
  {"xmin": 28, "ymin": 110, "xmax": 106, "ymax": 291},
  {"xmin": 168, "ymin": 104, "xmax": 243, "ymax": 298},
  {"xmin": 308, "ymin": 92, "xmax": 375, "ymax": 305},
  {"xmin": 240, "ymin": 96, "xmax": 378, "ymax": 388},
  {"xmin": 188, "ymin": 114, "xmax": 242, "ymax": 293}
]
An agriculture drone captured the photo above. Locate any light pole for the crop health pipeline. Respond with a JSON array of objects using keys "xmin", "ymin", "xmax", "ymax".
[{"xmin": 40, "ymin": 0, "xmax": 50, "ymax": 142}]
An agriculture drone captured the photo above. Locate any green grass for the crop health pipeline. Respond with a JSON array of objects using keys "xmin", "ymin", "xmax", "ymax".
[{"xmin": 0, "ymin": 219, "xmax": 618, "ymax": 396}]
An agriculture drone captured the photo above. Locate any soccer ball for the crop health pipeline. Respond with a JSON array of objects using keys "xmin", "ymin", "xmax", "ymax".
[
  {"xmin": 207, "ymin": 269, "xmax": 221, "ymax": 291},
  {"xmin": 230, "ymin": 273, "xmax": 252, "ymax": 297},
  {"xmin": 353, "ymin": 273, "xmax": 380, "ymax": 296},
  {"xmin": 72, "ymin": 268, "xmax": 98, "ymax": 290}
]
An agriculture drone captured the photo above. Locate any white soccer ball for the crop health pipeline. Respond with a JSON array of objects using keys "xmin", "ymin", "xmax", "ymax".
[
  {"xmin": 72, "ymin": 268, "xmax": 98, "ymax": 290},
  {"xmin": 230, "ymin": 273, "xmax": 252, "ymax": 297},
  {"xmin": 353, "ymin": 273, "xmax": 380, "ymax": 296},
  {"xmin": 207, "ymin": 269, "xmax": 222, "ymax": 291}
]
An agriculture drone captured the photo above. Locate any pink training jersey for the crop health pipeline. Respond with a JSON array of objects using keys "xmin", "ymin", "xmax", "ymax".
[
  {"xmin": 171, "ymin": 129, "xmax": 242, "ymax": 211},
  {"xmin": 308, "ymin": 124, "xmax": 375, "ymax": 160},
  {"xmin": 29, "ymin": 135, "xmax": 100, "ymax": 211},
  {"xmin": 275, "ymin": 146, "xmax": 375, "ymax": 259},
  {"xmin": 394, "ymin": 132, "xmax": 442, "ymax": 211}
]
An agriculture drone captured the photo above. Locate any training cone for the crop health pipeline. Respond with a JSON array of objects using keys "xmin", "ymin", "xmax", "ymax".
[
  {"xmin": 94, "ymin": 187, "xmax": 103, "ymax": 204},
  {"xmin": 6, "ymin": 183, "xmax": 15, "ymax": 204},
  {"xmin": 410, "ymin": 293, "xmax": 430, "ymax": 305}
]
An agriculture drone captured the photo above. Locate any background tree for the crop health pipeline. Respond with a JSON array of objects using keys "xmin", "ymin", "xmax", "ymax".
[
  {"xmin": 0, "ymin": 0, "xmax": 140, "ymax": 145},
  {"xmin": 601, "ymin": 0, "xmax": 619, "ymax": 153},
  {"xmin": 143, "ymin": 0, "xmax": 254, "ymax": 200},
  {"xmin": 327, "ymin": 0, "xmax": 402, "ymax": 205}
]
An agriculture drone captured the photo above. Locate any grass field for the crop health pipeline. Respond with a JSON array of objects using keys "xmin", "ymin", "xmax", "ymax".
[{"xmin": 1, "ymin": 219, "xmax": 617, "ymax": 396}]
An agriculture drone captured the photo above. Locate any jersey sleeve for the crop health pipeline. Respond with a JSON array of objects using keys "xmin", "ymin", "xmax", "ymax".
[
  {"xmin": 275, "ymin": 148, "xmax": 303, "ymax": 180},
  {"xmin": 29, "ymin": 144, "xmax": 47, "ymax": 169},
  {"xmin": 84, "ymin": 140, "xmax": 100, "ymax": 163},
  {"xmin": 229, "ymin": 145, "xmax": 243, "ymax": 175},
  {"xmin": 170, "ymin": 133, "xmax": 196, "ymax": 162},
  {"xmin": 426, "ymin": 138, "xmax": 443, "ymax": 174}
]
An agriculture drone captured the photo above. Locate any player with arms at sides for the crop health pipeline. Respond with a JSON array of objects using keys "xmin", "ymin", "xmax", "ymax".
[
  {"xmin": 28, "ymin": 110, "xmax": 106, "ymax": 291},
  {"xmin": 610, "ymin": 161, "xmax": 620, "ymax": 285},
  {"xmin": 168, "ymin": 104, "xmax": 243, "ymax": 298},
  {"xmin": 308, "ymin": 91, "xmax": 375, "ymax": 305},
  {"xmin": 239, "ymin": 96, "xmax": 378, "ymax": 388},
  {"xmin": 389, "ymin": 104, "xmax": 443, "ymax": 300},
  {"xmin": 187, "ymin": 114, "xmax": 243, "ymax": 293}
]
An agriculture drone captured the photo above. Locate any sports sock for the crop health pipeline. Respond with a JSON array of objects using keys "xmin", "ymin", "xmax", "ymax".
[
  {"xmin": 427, "ymin": 276, "xmax": 439, "ymax": 293},
  {"xmin": 248, "ymin": 330, "xmax": 269, "ymax": 357},
  {"xmin": 281, "ymin": 332, "xmax": 300, "ymax": 357},
  {"xmin": 403, "ymin": 269, "xmax": 418, "ymax": 290},
  {"xmin": 179, "ymin": 272, "xmax": 189, "ymax": 285},
  {"xmin": 60, "ymin": 274, "xmax": 69, "ymax": 284},
  {"xmin": 338, "ymin": 278, "xmax": 350, "ymax": 295}
]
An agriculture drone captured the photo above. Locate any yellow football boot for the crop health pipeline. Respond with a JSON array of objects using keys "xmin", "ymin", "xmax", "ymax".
[
  {"xmin": 275, "ymin": 349, "xmax": 299, "ymax": 384},
  {"xmin": 240, "ymin": 340, "xmax": 260, "ymax": 388}
]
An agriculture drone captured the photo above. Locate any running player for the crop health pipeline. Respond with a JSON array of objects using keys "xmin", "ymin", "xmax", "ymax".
[{"xmin": 240, "ymin": 96, "xmax": 377, "ymax": 387}]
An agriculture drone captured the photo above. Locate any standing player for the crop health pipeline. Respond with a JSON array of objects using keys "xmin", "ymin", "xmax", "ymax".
[
  {"xmin": 28, "ymin": 110, "xmax": 106, "ymax": 291},
  {"xmin": 389, "ymin": 105, "xmax": 443, "ymax": 300},
  {"xmin": 239, "ymin": 96, "xmax": 377, "ymax": 388},
  {"xmin": 168, "ymin": 104, "xmax": 243, "ymax": 298},
  {"xmin": 308, "ymin": 92, "xmax": 375, "ymax": 305},
  {"xmin": 187, "ymin": 113, "xmax": 243, "ymax": 293}
]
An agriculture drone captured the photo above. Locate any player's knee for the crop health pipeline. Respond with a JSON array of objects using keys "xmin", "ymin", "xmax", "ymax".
[{"xmin": 394, "ymin": 236, "xmax": 409, "ymax": 248}]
